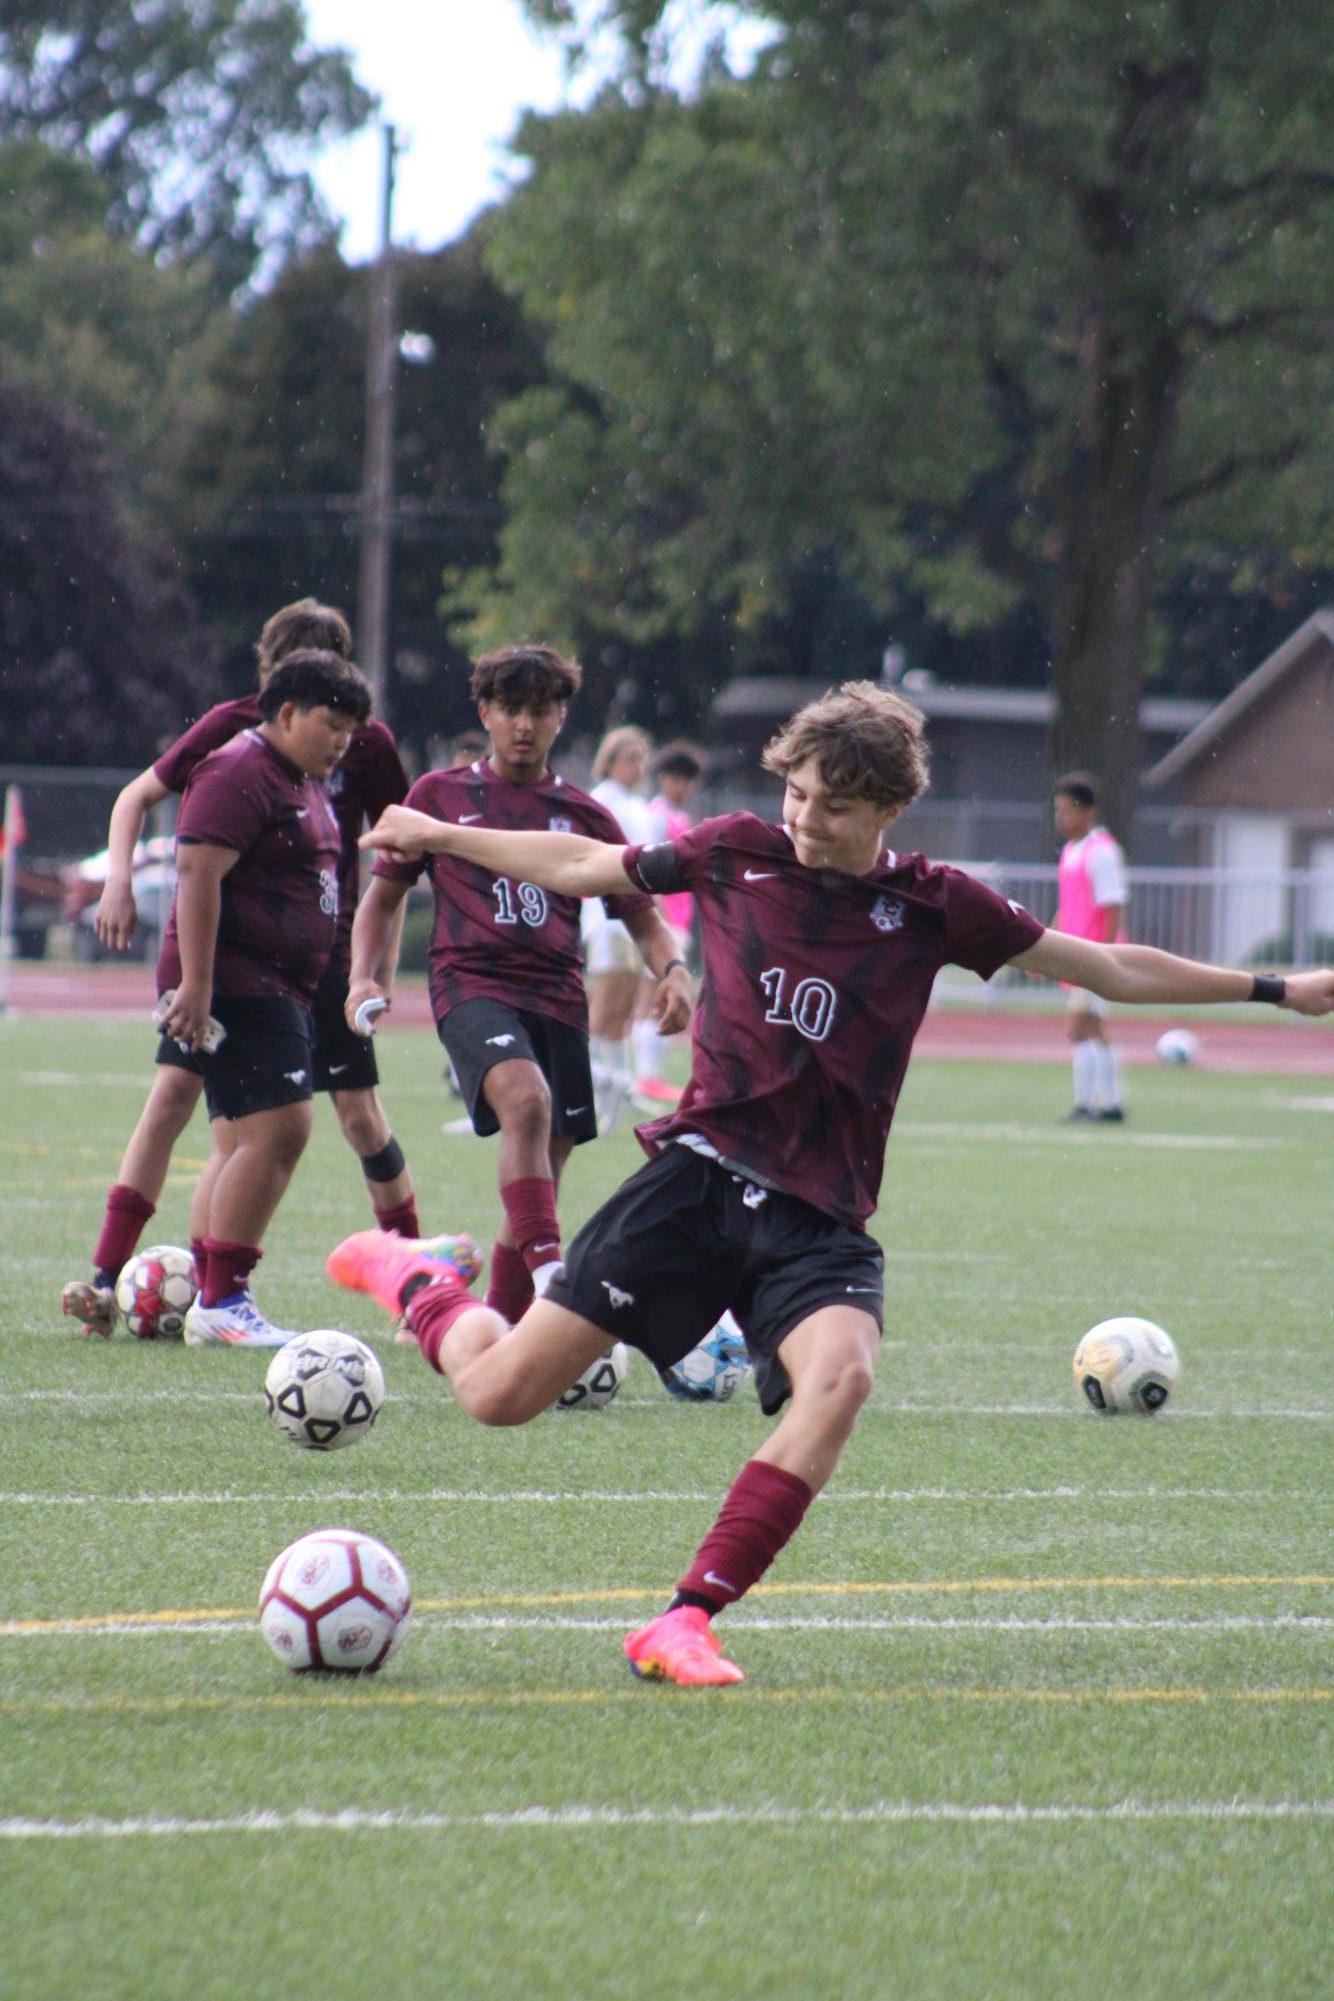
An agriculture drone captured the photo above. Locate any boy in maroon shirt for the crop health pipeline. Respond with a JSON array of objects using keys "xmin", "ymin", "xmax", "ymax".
[
  {"xmin": 157, "ymin": 649, "xmax": 370, "ymax": 1346},
  {"xmin": 61, "ymin": 600, "xmax": 447, "ymax": 1339},
  {"xmin": 348, "ymin": 644, "xmax": 691, "ymax": 1326},
  {"xmin": 327, "ymin": 679, "xmax": 1334, "ymax": 1683}
]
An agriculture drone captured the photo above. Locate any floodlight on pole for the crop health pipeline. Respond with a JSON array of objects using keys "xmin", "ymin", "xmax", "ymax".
[{"xmin": 357, "ymin": 122, "xmax": 398, "ymax": 724}]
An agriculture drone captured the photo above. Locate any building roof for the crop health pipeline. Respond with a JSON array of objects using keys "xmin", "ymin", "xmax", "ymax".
[
  {"xmin": 712, "ymin": 676, "xmax": 1208, "ymax": 733},
  {"xmin": 1144, "ymin": 608, "xmax": 1334, "ymax": 788}
]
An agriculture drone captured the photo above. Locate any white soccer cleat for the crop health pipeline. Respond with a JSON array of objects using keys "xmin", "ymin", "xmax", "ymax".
[{"xmin": 183, "ymin": 1293, "xmax": 296, "ymax": 1349}]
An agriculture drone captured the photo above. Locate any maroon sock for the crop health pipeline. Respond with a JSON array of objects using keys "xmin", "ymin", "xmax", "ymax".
[
  {"xmin": 374, "ymin": 1196, "xmax": 421, "ymax": 1238},
  {"xmin": 499, "ymin": 1176, "xmax": 561, "ymax": 1274},
  {"xmin": 189, "ymin": 1237, "xmax": 208, "ymax": 1281},
  {"xmin": 201, "ymin": 1239, "xmax": 261, "ymax": 1308},
  {"xmin": 484, "ymin": 1240, "xmax": 533, "ymax": 1324},
  {"xmin": 407, "ymin": 1277, "xmax": 480, "ymax": 1375},
  {"xmin": 93, "ymin": 1184, "xmax": 155, "ymax": 1284},
  {"xmin": 674, "ymin": 1460, "xmax": 814, "ymax": 1613}
]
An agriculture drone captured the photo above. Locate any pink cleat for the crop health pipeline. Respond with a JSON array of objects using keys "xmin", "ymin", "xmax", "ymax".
[
  {"xmin": 624, "ymin": 1606, "xmax": 745, "ymax": 1686},
  {"xmin": 327, "ymin": 1229, "xmax": 463, "ymax": 1317}
]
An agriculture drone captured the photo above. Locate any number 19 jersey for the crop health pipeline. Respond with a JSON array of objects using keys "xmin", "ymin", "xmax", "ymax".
[{"xmin": 372, "ymin": 761, "xmax": 653, "ymax": 1031}]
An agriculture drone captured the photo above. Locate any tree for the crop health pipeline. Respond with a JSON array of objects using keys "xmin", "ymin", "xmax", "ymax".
[
  {"xmin": 169, "ymin": 231, "xmax": 549, "ymax": 762},
  {"xmin": 0, "ymin": 375, "xmax": 219, "ymax": 765},
  {"xmin": 0, "ymin": 0, "xmax": 374, "ymax": 294},
  {"xmin": 467, "ymin": 1, "xmax": 1333, "ymax": 838}
]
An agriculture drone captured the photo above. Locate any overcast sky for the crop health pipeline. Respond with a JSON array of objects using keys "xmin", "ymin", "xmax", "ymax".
[
  {"xmin": 299, "ymin": 1, "xmax": 778, "ymax": 262},
  {"xmin": 299, "ymin": 0, "xmax": 571, "ymax": 263}
]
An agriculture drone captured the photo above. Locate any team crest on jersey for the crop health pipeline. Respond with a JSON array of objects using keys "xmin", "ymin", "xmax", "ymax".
[
  {"xmin": 549, "ymin": 816, "xmax": 573, "ymax": 833},
  {"xmin": 870, "ymin": 894, "xmax": 906, "ymax": 934},
  {"xmin": 325, "ymin": 767, "xmax": 344, "ymax": 798}
]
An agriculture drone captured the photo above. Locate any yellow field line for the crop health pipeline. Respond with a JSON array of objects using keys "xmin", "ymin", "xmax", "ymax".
[
  {"xmin": 1, "ymin": 1687, "xmax": 1329, "ymax": 1719},
  {"xmin": 4, "ymin": 1573, "xmax": 1329, "ymax": 1637}
]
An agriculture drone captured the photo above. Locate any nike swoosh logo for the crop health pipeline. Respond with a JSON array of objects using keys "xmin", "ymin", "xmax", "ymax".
[
  {"xmin": 532, "ymin": 1242, "xmax": 560, "ymax": 1255},
  {"xmin": 294, "ymin": 809, "xmax": 310, "ymax": 820},
  {"xmin": 328, "ymin": 1063, "xmax": 351, "ymax": 1076},
  {"xmin": 703, "ymin": 1570, "xmax": 737, "ymax": 1595},
  {"xmin": 845, "ymin": 1285, "xmax": 879, "ymax": 1295},
  {"xmin": 564, "ymin": 1106, "xmax": 588, "ymax": 1117},
  {"xmin": 459, "ymin": 813, "xmax": 483, "ymax": 823},
  {"xmin": 743, "ymin": 868, "xmax": 777, "ymax": 881}
]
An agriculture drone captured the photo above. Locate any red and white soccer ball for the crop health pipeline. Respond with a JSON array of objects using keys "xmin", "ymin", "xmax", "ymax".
[
  {"xmin": 258, "ymin": 1528, "xmax": 411, "ymax": 1674},
  {"xmin": 114, "ymin": 1244, "xmax": 198, "ymax": 1340}
]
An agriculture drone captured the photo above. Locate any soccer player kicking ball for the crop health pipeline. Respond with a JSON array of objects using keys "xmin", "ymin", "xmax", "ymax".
[{"xmin": 328, "ymin": 681, "xmax": 1334, "ymax": 1684}]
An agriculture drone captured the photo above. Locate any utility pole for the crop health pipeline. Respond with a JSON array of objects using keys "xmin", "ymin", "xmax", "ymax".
[{"xmin": 357, "ymin": 122, "xmax": 398, "ymax": 723}]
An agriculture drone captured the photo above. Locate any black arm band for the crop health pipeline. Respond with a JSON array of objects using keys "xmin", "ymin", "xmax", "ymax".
[
  {"xmin": 1249, "ymin": 974, "xmax": 1287, "ymax": 1005},
  {"xmin": 661, "ymin": 957, "xmax": 688, "ymax": 975}
]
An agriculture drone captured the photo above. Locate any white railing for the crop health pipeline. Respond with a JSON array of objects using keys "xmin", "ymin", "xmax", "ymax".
[{"xmin": 944, "ymin": 863, "xmax": 1334, "ymax": 998}]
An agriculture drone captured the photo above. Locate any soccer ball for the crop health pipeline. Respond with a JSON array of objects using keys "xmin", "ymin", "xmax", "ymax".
[
  {"xmin": 1073, "ymin": 1316, "xmax": 1180, "ymax": 1414},
  {"xmin": 258, "ymin": 1528, "xmax": 410, "ymax": 1674},
  {"xmin": 554, "ymin": 1342, "xmax": 629, "ymax": 1410},
  {"xmin": 115, "ymin": 1244, "xmax": 197, "ymax": 1340},
  {"xmin": 1156, "ymin": 1028, "xmax": 1200, "ymax": 1066},
  {"xmin": 658, "ymin": 1310, "xmax": 751, "ymax": 1402},
  {"xmin": 264, "ymin": 1330, "xmax": 385, "ymax": 1450}
]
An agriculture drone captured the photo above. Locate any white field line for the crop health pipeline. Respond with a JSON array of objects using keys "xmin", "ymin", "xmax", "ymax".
[
  {"xmin": 0, "ymin": 1484, "xmax": 1314, "ymax": 1507},
  {"xmin": 1, "ymin": 1388, "xmax": 1328, "ymax": 1419},
  {"xmin": 8, "ymin": 1612, "xmax": 1330, "ymax": 1642},
  {"xmin": 897, "ymin": 1121, "xmax": 1283, "ymax": 1151},
  {"xmin": 2, "ymin": 1800, "xmax": 1331, "ymax": 1843}
]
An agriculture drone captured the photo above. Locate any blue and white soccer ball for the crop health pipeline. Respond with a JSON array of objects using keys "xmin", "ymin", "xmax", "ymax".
[
  {"xmin": 1156, "ymin": 1028, "xmax": 1201, "ymax": 1066},
  {"xmin": 658, "ymin": 1311, "xmax": 751, "ymax": 1403}
]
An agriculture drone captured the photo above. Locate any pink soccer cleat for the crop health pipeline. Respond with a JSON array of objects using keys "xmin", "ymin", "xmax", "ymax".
[
  {"xmin": 327, "ymin": 1229, "xmax": 462, "ymax": 1317},
  {"xmin": 623, "ymin": 1605, "xmax": 745, "ymax": 1687}
]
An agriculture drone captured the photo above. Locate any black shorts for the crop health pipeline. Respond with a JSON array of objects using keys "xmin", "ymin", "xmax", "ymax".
[
  {"xmin": 310, "ymin": 961, "xmax": 379, "ymax": 1095},
  {"xmin": 156, "ymin": 994, "xmax": 315, "ymax": 1122},
  {"xmin": 543, "ymin": 1144, "xmax": 885, "ymax": 1414},
  {"xmin": 437, "ymin": 997, "xmax": 597, "ymax": 1143}
]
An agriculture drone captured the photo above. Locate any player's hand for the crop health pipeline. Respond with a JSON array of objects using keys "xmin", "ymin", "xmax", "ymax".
[
  {"xmin": 652, "ymin": 963, "xmax": 694, "ymax": 1035},
  {"xmin": 346, "ymin": 980, "xmax": 389, "ymax": 1035},
  {"xmin": 94, "ymin": 878, "xmax": 139, "ymax": 951},
  {"xmin": 158, "ymin": 983, "xmax": 212, "ymax": 1051},
  {"xmin": 360, "ymin": 804, "xmax": 441, "ymax": 862},
  {"xmin": 1279, "ymin": 970, "xmax": 1334, "ymax": 1016}
]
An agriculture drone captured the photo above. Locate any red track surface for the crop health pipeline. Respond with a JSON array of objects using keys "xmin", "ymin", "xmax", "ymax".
[{"xmin": 5, "ymin": 962, "xmax": 1332, "ymax": 1074}]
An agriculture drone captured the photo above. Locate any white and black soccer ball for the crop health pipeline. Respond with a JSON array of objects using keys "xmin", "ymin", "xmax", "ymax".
[
  {"xmin": 1073, "ymin": 1316, "xmax": 1180, "ymax": 1414},
  {"xmin": 264, "ymin": 1330, "xmax": 385, "ymax": 1450},
  {"xmin": 658, "ymin": 1311, "xmax": 751, "ymax": 1402},
  {"xmin": 115, "ymin": 1244, "xmax": 198, "ymax": 1340},
  {"xmin": 1156, "ymin": 1028, "xmax": 1201, "ymax": 1066},
  {"xmin": 554, "ymin": 1342, "xmax": 629, "ymax": 1410},
  {"xmin": 258, "ymin": 1527, "xmax": 410, "ymax": 1674}
]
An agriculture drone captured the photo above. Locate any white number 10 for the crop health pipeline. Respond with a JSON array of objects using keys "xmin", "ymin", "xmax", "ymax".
[{"xmin": 759, "ymin": 966, "xmax": 837, "ymax": 1041}]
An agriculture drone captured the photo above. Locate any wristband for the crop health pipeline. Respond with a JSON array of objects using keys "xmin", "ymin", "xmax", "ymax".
[
  {"xmin": 1249, "ymin": 974, "xmax": 1286, "ymax": 1005},
  {"xmin": 662, "ymin": 957, "xmax": 688, "ymax": 976}
]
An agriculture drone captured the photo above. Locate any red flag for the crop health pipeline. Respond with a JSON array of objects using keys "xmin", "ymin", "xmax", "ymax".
[{"xmin": 0, "ymin": 786, "xmax": 27, "ymax": 858}]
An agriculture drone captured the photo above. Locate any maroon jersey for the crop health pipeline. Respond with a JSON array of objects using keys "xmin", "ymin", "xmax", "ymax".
[
  {"xmin": 156, "ymin": 730, "xmax": 343, "ymax": 1003},
  {"xmin": 373, "ymin": 759, "xmax": 653, "ymax": 1031},
  {"xmin": 626, "ymin": 812, "xmax": 1044, "ymax": 1228},
  {"xmin": 153, "ymin": 696, "xmax": 406, "ymax": 967}
]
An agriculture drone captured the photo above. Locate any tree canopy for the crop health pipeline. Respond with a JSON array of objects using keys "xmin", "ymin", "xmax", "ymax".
[
  {"xmin": 461, "ymin": 0, "xmax": 1334, "ymax": 834},
  {"xmin": 0, "ymin": 0, "xmax": 374, "ymax": 294}
]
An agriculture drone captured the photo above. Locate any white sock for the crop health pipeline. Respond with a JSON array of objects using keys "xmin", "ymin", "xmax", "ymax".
[
  {"xmin": 1092, "ymin": 1042, "xmax": 1121, "ymax": 1111},
  {"xmin": 531, "ymin": 1259, "xmax": 563, "ymax": 1297},
  {"xmin": 633, "ymin": 1016, "xmax": 661, "ymax": 1082},
  {"xmin": 1072, "ymin": 1042, "xmax": 1098, "ymax": 1110}
]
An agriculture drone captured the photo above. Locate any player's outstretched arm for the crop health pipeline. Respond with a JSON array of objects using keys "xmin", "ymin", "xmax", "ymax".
[
  {"xmin": 361, "ymin": 806, "xmax": 634, "ymax": 898},
  {"xmin": 94, "ymin": 768, "xmax": 171, "ymax": 949},
  {"xmin": 1014, "ymin": 930, "xmax": 1334, "ymax": 1015}
]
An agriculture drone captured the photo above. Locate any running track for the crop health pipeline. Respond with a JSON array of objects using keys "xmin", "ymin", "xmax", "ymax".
[{"xmin": 5, "ymin": 963, "xmax": 1332, "ymax": 1075}]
